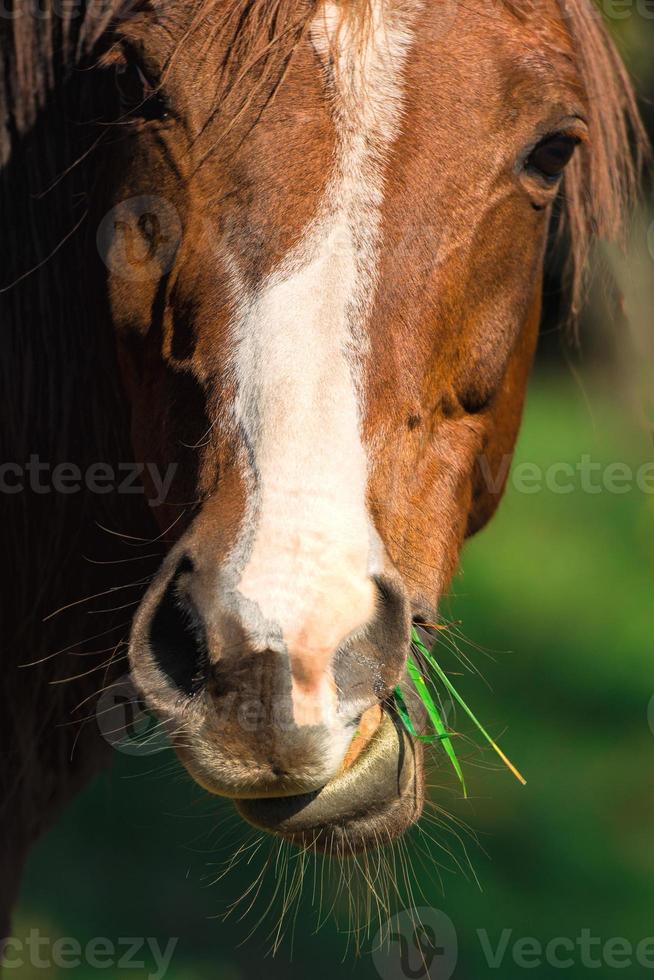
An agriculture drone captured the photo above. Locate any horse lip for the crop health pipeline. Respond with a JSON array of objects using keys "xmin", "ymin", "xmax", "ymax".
[{"xmin": 235, "ymin": 711, "xmax": 422, "ymax": 848}]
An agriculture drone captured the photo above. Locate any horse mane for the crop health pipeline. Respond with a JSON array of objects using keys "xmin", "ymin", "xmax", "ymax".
[
  {"xmin": 0, "ymin": 1, "xmax": 152, "ymax": 882},
  {"xmin": 0, "ymin": 1, "xmax": 134, "ymax": 152},
  {"xmin": 551, "ymin": 0, "xmax": 648, "ymax": 316}
]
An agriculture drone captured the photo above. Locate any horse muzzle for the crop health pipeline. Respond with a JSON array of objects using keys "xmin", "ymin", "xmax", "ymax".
[
  {"xmin": 127, "ymin": 533, "xmax": 425, "ymax": 849},
  {"xmin": 236, "ymin": 710, "xmax": 425, "ymax": 852}
]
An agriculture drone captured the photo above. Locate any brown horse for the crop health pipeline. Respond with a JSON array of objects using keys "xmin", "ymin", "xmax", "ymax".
[{"xmin": 0, "ymin": 0, "xmax": 645, "ymax": 937}]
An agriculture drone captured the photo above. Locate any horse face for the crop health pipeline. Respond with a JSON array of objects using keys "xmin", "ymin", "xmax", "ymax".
[{"xmin": 101, "ymin": 0, "xmax": 584, "ymax": 849}]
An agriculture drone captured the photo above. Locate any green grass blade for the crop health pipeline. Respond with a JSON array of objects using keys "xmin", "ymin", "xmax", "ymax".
[
  {"xmin": 405, "ymin": 655, "xmax": 467, "ymax": 797},
  {"xmin": 393, "ymin": 684, "xmax": 442, "ymax": 743},
  {"xmin": 411, "ymin": 627, "xmax": 527, "ymax": 786}
]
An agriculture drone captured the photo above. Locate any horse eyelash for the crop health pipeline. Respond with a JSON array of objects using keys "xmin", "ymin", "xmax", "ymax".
[{"xmin": 100, "ymin": 41, "xmax": 170, "ymax": 120}]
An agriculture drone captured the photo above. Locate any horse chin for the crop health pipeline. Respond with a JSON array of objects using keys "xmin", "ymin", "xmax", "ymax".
[{"xmin": 234, "ymin": 713, "xmax": 424, "ymax": 853}]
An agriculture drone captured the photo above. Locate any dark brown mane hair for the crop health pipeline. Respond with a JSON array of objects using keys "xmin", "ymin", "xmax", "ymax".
[
  {"xmin": 1, "ymin": 2, "xmax": 148, "ymax": 922},
  {"xmin": 553, "ymin": 0, "xmax": 647, "ymax": 314}
]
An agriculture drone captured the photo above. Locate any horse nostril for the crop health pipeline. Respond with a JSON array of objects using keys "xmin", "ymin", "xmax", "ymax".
[
  {"xmin": 332, "ymin": 573, "xmax": 411, "ymax": 705},
  {"xmin": 148, "ymin": 558, "xmax": 208, "ymax": 697}
]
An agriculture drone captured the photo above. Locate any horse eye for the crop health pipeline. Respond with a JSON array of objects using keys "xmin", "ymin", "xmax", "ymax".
[
  {"xmin": 115, "ymin": 61, "xmax": 168, "ymax": 121},
  {"xmin": 526, "ymin": 134, "xmax": 579, "ymax": 180}
]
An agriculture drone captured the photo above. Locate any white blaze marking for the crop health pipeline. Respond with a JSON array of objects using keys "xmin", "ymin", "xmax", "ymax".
[{"xmin": 228, "ymin": 0, "xmax": 417, "ymax": 727}]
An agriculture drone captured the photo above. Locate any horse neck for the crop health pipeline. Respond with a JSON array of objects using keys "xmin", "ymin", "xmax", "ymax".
[
  {"xmin": 0, "ymin": 6, "xmax": 156, "ymax": 649},
  {"xmin": 0, "ymin": 11, "xmax": 158, "ymax": 882}
]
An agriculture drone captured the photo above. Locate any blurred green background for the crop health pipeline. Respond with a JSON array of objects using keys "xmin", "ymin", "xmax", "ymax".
[{"xmin": 10, "ymin": 9, "xmax": 654, "ymax": 980}]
